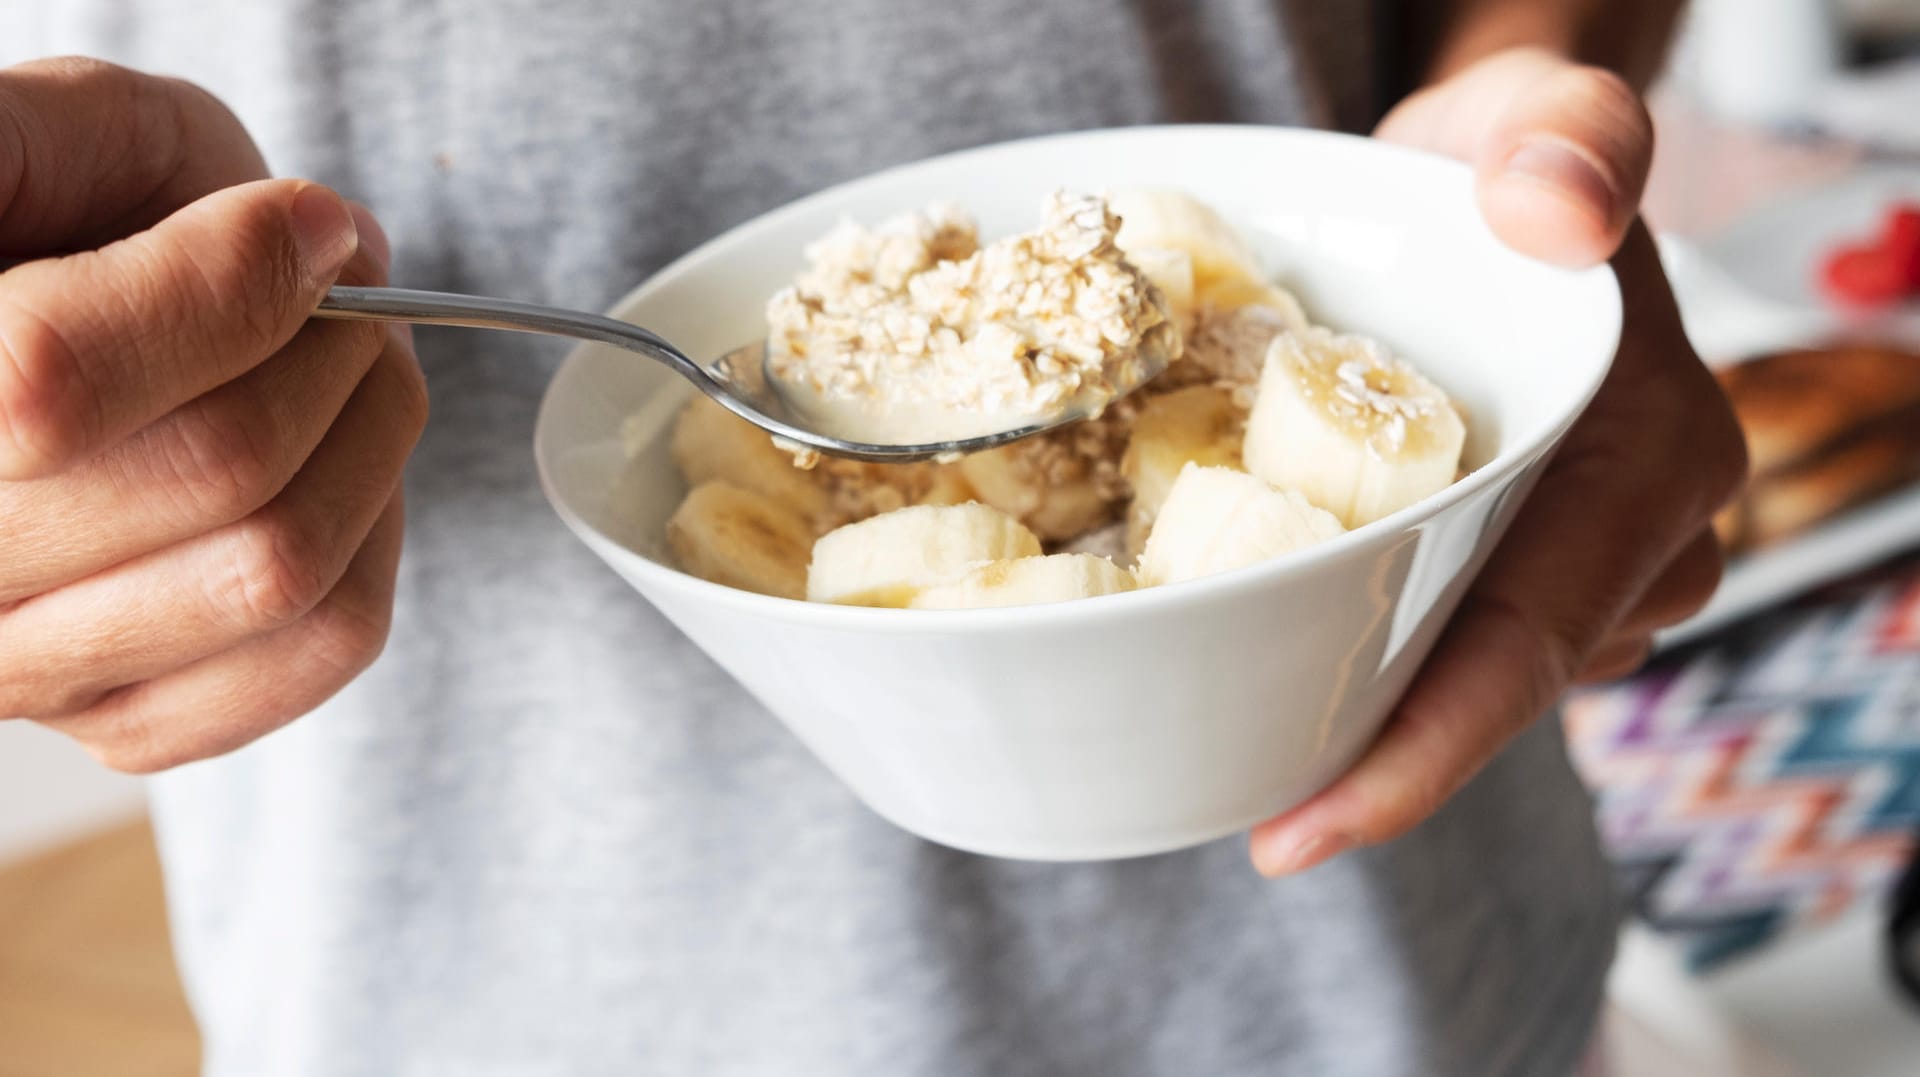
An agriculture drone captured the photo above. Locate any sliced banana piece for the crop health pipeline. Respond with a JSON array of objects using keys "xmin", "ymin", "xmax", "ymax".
[
  {"xmin": 1109, "ymin": 188, "xmax": 1263, "ymax": 295},
  {"xmin": 914, "ymin": 465, "xmax": 978, "ymax": 507},
  {"xmin": 671, "ymin": 395, "xmax": 831, "ymax": 525},
  {"xmin": 1137, "ymin": 464, "xmax": 1344, "ymax": 587},
  {"xmin": 1107, "ymin": 188, "xmax": 1306, "ymax": 323},
  {"xmin": 808, "ymin": 503, "xmax": 1042, "ymax": 607},
  {"xmin": 958, "ymin": 435, "xmax": 1125, "ymax": 543},
  {"xmin": 1121, "ymin": 385, "xmax": 1246, "ymax": 556},
  {"xmin": 1197, "ymin": 278, "xmax": 1310, "ymax": 329},
  {"xmin": 1122, "ymin": 246, "xmax": 1196, "ymax": 329},
  {"xmin": 666, "ymin": 481, "xmax": 815, "ymax": 600},
  {"xmin": 1242, "ymin": 328, "xmax": 1465, "ymax": 529},
  {"xmin": 909, "ymin": 553, "xmax": 1136, "ymax": 610}
]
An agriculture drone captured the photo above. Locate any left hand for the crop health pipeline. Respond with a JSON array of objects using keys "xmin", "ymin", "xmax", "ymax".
[{"xmin": 1249, "ymin": 48, "xmax": 1748, "ymax": 875}]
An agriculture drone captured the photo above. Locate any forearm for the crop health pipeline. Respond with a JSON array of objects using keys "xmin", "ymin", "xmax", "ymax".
[{"xmin": 1418, "ymin": 0, "xmax": 1685, "ymax": 88}]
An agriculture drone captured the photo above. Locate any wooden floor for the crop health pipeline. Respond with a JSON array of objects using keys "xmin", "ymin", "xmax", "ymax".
[{"xmin": 0, "ymin": 820, "xmax": 200, "ymax": 1076}]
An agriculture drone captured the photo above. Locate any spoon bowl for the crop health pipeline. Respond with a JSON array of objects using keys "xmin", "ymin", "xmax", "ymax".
[{"xmin": 315, "ymin": 285, "xmax": 1143, "ymax": 461}]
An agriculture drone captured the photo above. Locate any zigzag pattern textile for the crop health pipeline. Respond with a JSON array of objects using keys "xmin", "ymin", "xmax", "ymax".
[{"xmin": 1564, "ymin": 551, "xmax": 1920, "ymax": 969}]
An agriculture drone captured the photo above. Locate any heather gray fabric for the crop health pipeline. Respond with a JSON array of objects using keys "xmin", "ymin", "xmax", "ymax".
[{"xmin": 7, "ymin": 3, "xmax": 1615, "ymax": 1074}]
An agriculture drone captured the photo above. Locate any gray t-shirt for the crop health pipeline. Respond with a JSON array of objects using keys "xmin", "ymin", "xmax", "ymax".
[{"xmin": 9, "ymin": 3, "xmax": 1616, "ymax": 1074}]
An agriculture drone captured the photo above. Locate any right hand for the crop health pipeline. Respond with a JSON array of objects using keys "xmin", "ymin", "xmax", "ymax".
[{"xmin": 0, "ymin": 58, "xmax": 427, "ymax": 772}]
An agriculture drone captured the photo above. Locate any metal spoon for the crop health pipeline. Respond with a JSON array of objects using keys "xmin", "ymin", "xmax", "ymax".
[{"xmin": 316, "ymin": 285, "xmax": 1162, "ymax": 462}]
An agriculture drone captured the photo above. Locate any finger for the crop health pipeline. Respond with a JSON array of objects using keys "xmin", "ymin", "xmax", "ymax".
[
  {"xmin": 1373, "ymin": 49, "xmax": 1612, "ymax": 162},
  {"xmin": 0, "ymin": 214, "xmax": 392, "ymax": 600},
  {"xmin": 1576, "ymin": 635, "xmax": 1654, "ymax": 684},
  {"xmin": 0, "ymin": 343, "xmax": 425, "ymax": 719},
  {"xmin": 1247, "ymin": 229, "xmax": 1743, "ymax": 876},
  {"xmin": 0, "ymin": 57, "xmax": 267, "ymax": 250},
  {"xmin": 1474, "ymin": 62, "xmax": 1654, "ymax": 267},
  {"xmin": 1246, "ymin": 593, "xmax": 1572, "ymax": 875},
  {"xmin": 0, "ymin": 177, "xmax": 361, "ymax": 478},
  {"xmin": 41, "ymin": 492, "xmax": 405, "ymax": 774},
  {"xmin": 1608, "ymin": 528, "xmax": 1724, "ymax": 640}
]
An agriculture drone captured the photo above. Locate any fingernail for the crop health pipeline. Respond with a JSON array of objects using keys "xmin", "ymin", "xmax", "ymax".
[
  {"xmin": 1253, "ymin": 832, "xmax": 1353, "ymax": 877},
  {"xmin": 346, "ymin": 201, "xmax": 392, "ymax": 275},
  {"xmin": 1502, "ymin": 140, "xmax": 1616, "ymax": 223},
  {"xmin": 290, "ymin": 184, "xmax": 358, "ymax": 281}
]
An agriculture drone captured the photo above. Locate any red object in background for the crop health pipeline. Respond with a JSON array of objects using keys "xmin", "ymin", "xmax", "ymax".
[
  {"xmin": 1824, "ymin": 245, "xmax": 1909, "ymax": 306},
  {"xmin": 1819, "ymin": 200, "xmax": 1920, "ymax": 308},
  {"xmin": 1891, "ymin": 206, "xmax": 1920, "ymax": 287}
]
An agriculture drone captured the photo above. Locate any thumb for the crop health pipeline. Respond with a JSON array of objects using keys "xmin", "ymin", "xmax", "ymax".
[
  {"xmin": 0, "ymin": 178, "xmax": 361, "ymax": 477},
  {"xmin": 1474, "ymin": 61, "xmax": 1654, "ymax": 267}
]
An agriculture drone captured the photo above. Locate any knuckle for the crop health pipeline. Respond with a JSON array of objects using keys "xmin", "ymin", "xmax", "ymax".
[
  {"xmin": 1710, "ymin": 418, "xmax": 1751, "ymax": 511},
  {"xmin": 1568, "ymin": 64, "xmax": 1641, "ymax": 115},
  {"xmin": 1550, "ymin": 65, "xmax": 1654, "ymax": 181},
  {"xmin": 1366, "ymin": 776, "xmax": 1446, "ymax": 846},
  {"xmin": 85, "ymin": 723, "xmax": 199, "ymax": 776},
  {"xmin": 124, "ymin": 212, "xmax": 294, "ymax": 362},
  {"xmin": 304, "ymin": 598, "xmax": 393, "ymax": 682},
  {"xmin": 0, "ymin": 673, "xmax": 91, "ymax": 721},
  {"xmin": 0, "ymin": 296, "xmax": 96, "ymax": 477},
  {"xmin": 85, "ymin": 733, "xmax": 172, "ymax": 776},
  {"xmin": 155, "ymin": 388, "xmax": 286, "ymax": 523},
  {"xmin": 202, "ymin": 242, "xmax": 296, "ymax": 356},
  {"xmin": 1684, "ymin": 543, "xmax": 1725, "ymax": 605},
  {"xmin": 1687, "ymin": 381, "xmax": 1750, "ymax": 514},
  {"xmin": 1658, "ymin": 539, "xmax": 1725, "ymax": 624},
  {"xmin": 219, "ymin": 514, "xmax": 332, "ymax": 632},
  {"xmin": 33, "ymin": 681, "xmax": 106, "ymax": 719},
  {"xmin": 39, "ymin": 59, "xmax": 194, "ymax": 202},
  {"xmin": 22, "ymin": 55, "xmax": 131, "ymax": 85},
  {"xmin": 1564, "ymin": 65, "xmax": 1650, "ymax": 142},
  {"xmin": 66, "ymin": 708, "xmax": 168, "ymax": 775}
]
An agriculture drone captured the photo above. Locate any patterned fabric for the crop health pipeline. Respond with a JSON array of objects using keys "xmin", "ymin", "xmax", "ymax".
[{"xmin": 1565, "ymin": 551, "xmax": 1920, "ymax": 969}]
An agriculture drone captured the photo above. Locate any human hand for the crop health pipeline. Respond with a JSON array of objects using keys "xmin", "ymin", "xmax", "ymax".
[
  {"xmin": 1250, "ymin": 48, "xmax": 1746, "ymax": 875},
  {"xmin": 0, "ymin": 59, "xmax": 427, "ymax": 771}
]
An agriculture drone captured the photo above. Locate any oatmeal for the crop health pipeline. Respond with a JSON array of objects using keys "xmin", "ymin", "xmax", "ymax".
[
  {"xmin": 1178, "ymin": 303, "xmax": 1300, "ymax": 407},
  {"xmin": 764, "ymin": 191, "xmax": 1180, "ymax": 443}
]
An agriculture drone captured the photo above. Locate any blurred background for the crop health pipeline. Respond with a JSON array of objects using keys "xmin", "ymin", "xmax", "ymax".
[{"xmin": 3, "ymin": 2, "xmax": 1920, "ymax": 1074}]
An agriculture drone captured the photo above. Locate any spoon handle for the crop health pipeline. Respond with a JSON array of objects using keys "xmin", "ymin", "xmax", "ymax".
[{"xmin": 315, "ymin": 285, "xmax": 703, "ymax": 379}]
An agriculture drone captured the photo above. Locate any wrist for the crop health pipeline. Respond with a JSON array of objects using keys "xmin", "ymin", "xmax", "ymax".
[
  {"xmin": 1424, "ymin": 2, "xmax": 1584, "ymax": 84},
  {"xmin": 1417, "ymin": 0, "xmax": 1681, "ymax": 90}
]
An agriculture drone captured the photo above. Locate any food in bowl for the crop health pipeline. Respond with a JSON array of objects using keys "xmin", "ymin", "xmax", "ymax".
[
  {"xmin": 545, "ymin": 125, "xmax": 1624, "ymax": 859},
  {"xmin": 649, "ymin": 189, "xmax": 1469, "ymax": 608},
  {"xmin": 763, "ymin": 190, "xmax": 1178, "ymax": 443}
]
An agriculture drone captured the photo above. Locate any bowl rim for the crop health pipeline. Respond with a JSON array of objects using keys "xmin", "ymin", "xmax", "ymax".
[{"xmin": 535, "ymin": 124, "xmax": 1622, "ymax": 635}]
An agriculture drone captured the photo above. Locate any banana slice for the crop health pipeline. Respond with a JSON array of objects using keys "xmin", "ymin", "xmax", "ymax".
[
  {"xmin": 914, "ymin": 465, "xmax": 978, "ymax": 507},
  {"xmin": 666, "ymin": 481, "xmax": 815, "ymax": 600},
  {"xmin": 1121, "ymin": 385, "xmax": 1246, "ymax": 555},
  {"xmin": 1242, "ymin": 328, "xmax": 1466, "ymax": 529},
  {"xmin": 908, "ymin": 553, "xmax": 1136, "ymax": 610},
  {"xmin": 1122, "ymin": 246, "xmax": 1196, "ymax": 328},
  {"xmin": 1137, "ymin": 464, "xmax": 1344, "ymax": 587},
  {"xmin": 1107, "ymin": 188, "xmax": 1307, "ymax": 319},
  {"xmin": 808, "ymin": 503, "xmax": 1042, "ymax": 607},
  {"xmin": 671, "ymin": 394, "xmax": 966, "ymax": 532},
  {"xmin": 1199, "ymin": 279, "xmax": 1311, "ymax": 328},
  {"xmin": 671, "ymin": 395, "xmax": 831, "ymax": 525},
  {"xmin": 1109, "ymin": 188, "xmax": 1262, "ymax": 294},
  {"xmin": 958, "ymin": 430, "xmax": 1127, "ymax": 543}
]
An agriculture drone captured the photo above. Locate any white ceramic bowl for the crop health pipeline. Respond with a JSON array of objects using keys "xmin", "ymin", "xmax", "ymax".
[{"xmin": 534, "ymin": 126, "xmax": 1620, "ymax": 861}]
